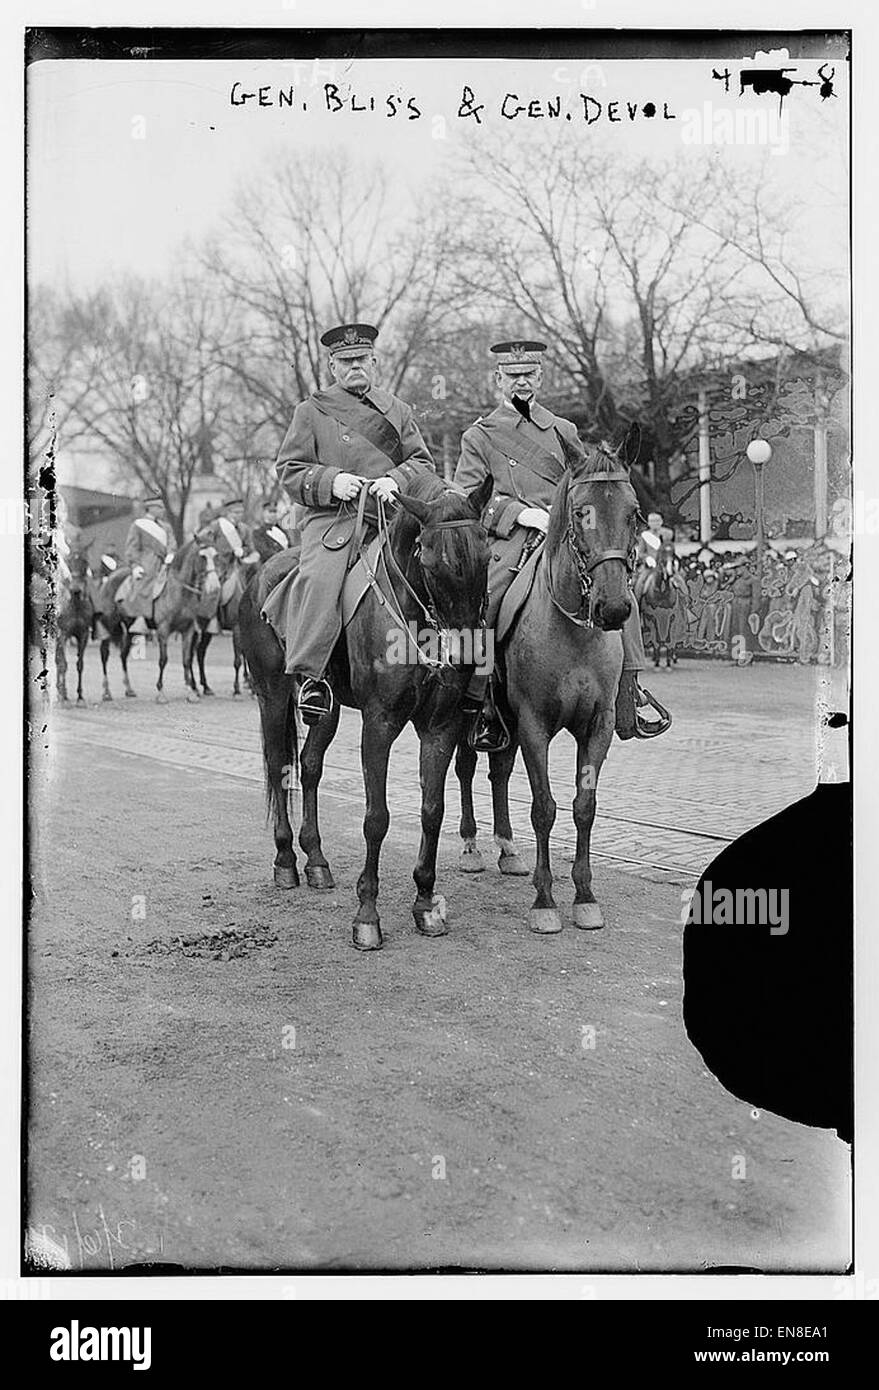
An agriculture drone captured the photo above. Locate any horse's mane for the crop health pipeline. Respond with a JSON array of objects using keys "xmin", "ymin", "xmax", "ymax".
[
  {"xmin": 171, "ymin": 539, "xmax": 200, "ymax": 581},
  {"xmin": 390, "ymin": 467, "xmax": 485, "ymax": 584},
  {"xmin": 563, "ymin": 432, "xmax": 627, "ymax": 481},
  {"xmin": 545, "ymin": 435, "xmax": 631, "ymax": 550}
]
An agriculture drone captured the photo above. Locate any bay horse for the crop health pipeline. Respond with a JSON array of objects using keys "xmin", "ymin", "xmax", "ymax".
[
  {"xmin": 637, "ymin": 539, "xmax": 679, "ymax": 667},
  {"xmin": 101, "ymin": 542, "xmax": 212, "ymax": 702},
  {"xmin": 455, "ymin": 434, "xmax": 641, "ymax": 934},
  {"xmin": 239, "ymin": 470, "xmax": 492, "ymax": 952},
  {"xmin": 55, "ymin": 550, "xmax": 94, "ymax": 705},
  {"xmin": 193, "ymin": 568, "xmax": 249, "ymax": 698},
  {"xmin": 92, "ymin": 567, "xmax": 138, "ymax": 701}
]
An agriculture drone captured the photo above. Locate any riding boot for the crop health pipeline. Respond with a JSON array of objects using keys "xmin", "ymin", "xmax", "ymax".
[{"xmin": 463, "ymin": 680, "xmax": 511, "ymax": 754}]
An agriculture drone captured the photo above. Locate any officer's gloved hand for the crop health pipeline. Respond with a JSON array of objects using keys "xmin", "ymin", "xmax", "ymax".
[
  {"xmin": 163, "ymin": 553, "xmax": 174, "ymax": 566},
  {"xmin": 132, "ymin": 565, "xmax": 145, "ymax": 579},
  {"xmin": 517, "ymin": 507, "xmax": 550, "ymax": 533},
  {"xmin": 332, "ymin": 473, "xmax": 364, "ymax": 502},
  {"xmin": 369, "ymin": 476, "xmax": 400, "ymax": 503}
]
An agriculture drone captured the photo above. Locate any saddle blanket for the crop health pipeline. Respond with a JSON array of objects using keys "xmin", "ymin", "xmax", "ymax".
[
  {"xmin": 259, "ymin": 539, "xmax": 383, "ymax": 649},
  {"xmin": 496, "ymin": 546, "xmax": 543, "ymax": 644}
]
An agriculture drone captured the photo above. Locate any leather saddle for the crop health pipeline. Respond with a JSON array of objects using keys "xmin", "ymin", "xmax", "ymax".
[{"xmin": 496, "ymin": 545, "xmax": 544, "ymax": 644}]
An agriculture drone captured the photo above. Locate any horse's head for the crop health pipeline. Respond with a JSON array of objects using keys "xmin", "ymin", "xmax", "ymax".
[
  {"xmin": 171, "ymin": 540, "xmax": 204, "ymax": 590},
  {"xmin": 394, "ymin": 472, "xmax": 492, "ymax": 640},
  {"xmin": 550, "ymin": 431, "xmax": 640, "ymax": 631},
  {"xmin": 65, "ymin": 550, "xmax": 91, "ymax": 596}
]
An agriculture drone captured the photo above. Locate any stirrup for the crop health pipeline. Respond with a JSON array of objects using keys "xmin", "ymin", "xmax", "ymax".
[
  {"xmin": 297, "ymin": 677, "xmax": 334, "ymax": 725},
  {"xmin": 468, "ymin": 703, "xmax": 511, "ymax": 754},
  {"xmin": 634, "ymin": 684, "xmax": 672, "ymax": 739}
]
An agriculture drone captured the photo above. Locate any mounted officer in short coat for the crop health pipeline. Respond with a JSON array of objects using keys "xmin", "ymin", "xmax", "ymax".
[{"xmin": 453, "ymin": 339, "xmax": 670, "ymax": 746}]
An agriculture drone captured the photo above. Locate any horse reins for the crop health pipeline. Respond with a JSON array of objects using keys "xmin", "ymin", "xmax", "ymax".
[
  {"xmin": 355, "ymin": 492, "xmax": 485, "ymax": 670},
  {"xmin": 546, "ymin": 471, "xmax": 637, "ymax": 629}
]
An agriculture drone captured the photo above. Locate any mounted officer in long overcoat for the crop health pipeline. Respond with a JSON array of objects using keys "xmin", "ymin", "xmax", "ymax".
[
  {"xmin": 271, "ymin": 322, "xmax": 436, "ymax": 722},
  {"xmin": 117, "ymin": 494, "xmax": 176, "ymax": 633}
]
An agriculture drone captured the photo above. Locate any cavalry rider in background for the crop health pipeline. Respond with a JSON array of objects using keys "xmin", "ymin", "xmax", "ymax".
[
  {"xmin": 118, "ymin": 493, "xmax": 176, "ymax": 634},
  {"xmin": 272, "ymin": 321, "xmax": 436, "ymax": 724},
  {"xmin": 252, "ymin": 497, "xmax": 295, "ymax": 565},
  {"xmin": 197, "ymin": 497, "xmax": 261, "ymax": 625},
  {"xmin": 636, "ymin": 511, "xmax": 665, "ymax": 568},
  {"xmin": 453, "ymin": 339, "xmax": 671, "ymax": 749}
]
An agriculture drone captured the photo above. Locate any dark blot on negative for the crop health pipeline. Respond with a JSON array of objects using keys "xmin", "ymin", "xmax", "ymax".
[{"xmin": 682, "ymin": 781, "xmax": 852, "ymax": 1144}]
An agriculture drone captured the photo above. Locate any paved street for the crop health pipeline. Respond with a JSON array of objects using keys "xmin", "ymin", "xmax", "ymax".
[{"xmin": 26, "ymin": 641, "xmax": 849, "ymax": 1272}]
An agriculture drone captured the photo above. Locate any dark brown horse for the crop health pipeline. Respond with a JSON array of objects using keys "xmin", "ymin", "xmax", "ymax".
[
  {"xmin": 101, "ymin": 542, "xmax": 210, "ymax": 702},
  {"xmin": 455, "ymin": 435, "xmax": 641, "ymax": 934},
  {"xmin": 93, "ymin": 567, "xmax": 138, "ymax": 701},
  {"xmin": 193, "ymin": 553, "xmax": 249, "ymax": 697},
  {"xmin": 239, "ymin": 471, "xmax": 492, "ymax": 952},
  {"xmin": 55, "ymin": 550, "xmax": 94, "ymax": 705}
]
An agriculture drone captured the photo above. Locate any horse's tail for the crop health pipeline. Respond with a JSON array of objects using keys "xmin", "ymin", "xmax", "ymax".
[
  {"xmin": 238, "ymin": 582, "xmax": 299, "ymax": 826},
  {"xmin": 260, "ymin": 677, "xmax": 300, "ymax": 829}
]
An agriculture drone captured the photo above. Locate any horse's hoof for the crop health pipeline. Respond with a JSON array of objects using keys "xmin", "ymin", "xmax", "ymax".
[
  {"xmin": 305, "ymin": 865, "xmax": 335, "ymax": 890},
  {"xmin": 102, "ymin": 691, "xmax": 113, "ymax": 702},
  {"xmin": 273, "ymin": 864, "xmax": 300, "ymax": 890},
  {"xmin": 413, "ymin": 894, "xmax": 448, "ymax": 937},
  {"xmin": 499, "ymin": 851, "xmax": 530, "ymax": 876},
  {"xmin": 529, "ymin": 907, "xmax": 563, "ymax": 935},
  {"xmin": 155, "ymin": 693, "xmax": 168, "ymax": 704},
  {"xmin": 125, "ymin": 689, "xmax": 137, "ymax": 698},
  {"xmin": 352, "ymin": 920, "xmax": 383, "ymax": 951},
  {"xmin": 458, "ymin": 847, "xmax": 486, "ymax": 874},
  {"xmin": 573, "ymin": 901, "xmax": 605, "ymax": 931},
  {"xmin": 232, "ymin": 689, "xmax": 241, "ymax": 698},
  {"xmin": 185, "ymin": 691, "xmax": 200, "ymax": 704},
  {"xmin": 76, "ymin": 697, "xmax": 86, "ymax": 706},
  {"xmin": 201, "ymin": 687, "xmax": 215, "ymax": 697}
]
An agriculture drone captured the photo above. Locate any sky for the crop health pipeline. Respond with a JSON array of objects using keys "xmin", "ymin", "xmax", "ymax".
[{"xmin": 27, "ymin": 51, "xmax": 849, "ymax": 290}]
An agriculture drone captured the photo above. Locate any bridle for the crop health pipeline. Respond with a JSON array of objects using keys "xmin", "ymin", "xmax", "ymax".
[
  {"xmin": 359, "ymin": 494, "xmax": 487, "ymax": 671},
  {"xmin": 546, "ymin": 470, "xmax": 639, "ymax": 630}
]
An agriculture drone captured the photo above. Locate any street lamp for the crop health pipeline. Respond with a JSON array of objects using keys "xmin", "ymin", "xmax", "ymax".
[{"xmin": 746, "ymin": 438, "xmax": 773, "ymax": 581}]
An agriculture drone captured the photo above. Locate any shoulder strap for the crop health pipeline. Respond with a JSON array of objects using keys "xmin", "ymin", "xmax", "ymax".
[
  {"xmin": 476, "ymin": 416, "xmax": 565, "ymax": 485},
  {"xmin": 311, "ymin": 390, "xmax": 404, "ymax": 466}
]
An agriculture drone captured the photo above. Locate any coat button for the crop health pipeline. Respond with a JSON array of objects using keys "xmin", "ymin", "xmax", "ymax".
[
  {"xmin": 342, "ymin": 434, "xmax": 350, "ymax": 442},
  {"xmin": 493, "ymin": 551, "xmax": 501, "ymax": 561}
]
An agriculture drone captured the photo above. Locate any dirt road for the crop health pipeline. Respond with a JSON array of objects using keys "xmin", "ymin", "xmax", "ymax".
[{"xmin": 25, "ymin": 645, "xmax": 850, "ymax": 1271}]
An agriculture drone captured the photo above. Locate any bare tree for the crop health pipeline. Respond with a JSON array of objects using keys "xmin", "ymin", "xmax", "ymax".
[
  {"xmin": 42, "ymin": 272, "xmax": 245, "ymax": 542},
  {"xmin": 198, "ymin": 149, "xmax": 468, "ymax": 452},
  {"xmin": 445, "ymin": 131, "xmax": 847, "ymax": 507}
]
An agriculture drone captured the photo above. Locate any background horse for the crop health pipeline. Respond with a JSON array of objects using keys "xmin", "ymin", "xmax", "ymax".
[
  {"xmin": 193, "ymin": 559, "xmax": 249, "ymax": 698},
  {"xmin": 456, "ymin": 435, "xmax": 641, "ymax": 934},
  {"xmin": 92, "ymin": 567, "xmax": 137, "ymax": 701},
  {"xmin": 637, "ymin": 539, "xmax": 679, "ymax": 667},
  {"xmin": 239, "ymin": 471, "xmax": 492, "ymax": 952},
  {"xmin": 55, "ymin": 550, "xmax": 94, "ymax": 705},
  {"xmin": 101, "ymin": 542, "xmax": 210, "ymax": 702}
]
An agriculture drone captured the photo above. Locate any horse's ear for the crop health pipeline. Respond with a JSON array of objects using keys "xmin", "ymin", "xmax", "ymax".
[
  {"xmin": 396, "ymin": 492, "xmax": 433, "ymax": 526},
  {"xmin": 614, "ymin": 421, "xmax": 641, "ymax": 470},
  {"xmin": 466, "ymin": 472, "xmax": 494, "ymax": 519},
  {"xmin": 554, "ymin": 426, "xmax": 586, "ymax": 472}
]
